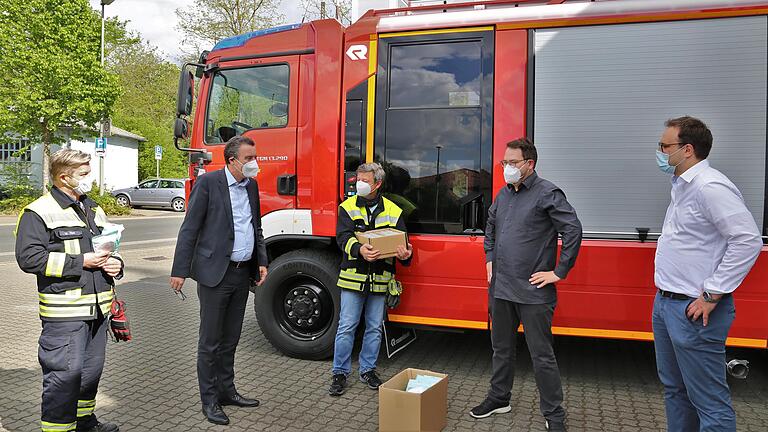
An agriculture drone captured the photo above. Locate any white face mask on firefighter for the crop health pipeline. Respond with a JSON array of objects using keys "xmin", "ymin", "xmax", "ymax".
[
  {"xmin": 503, "ymin": 164, "xmax": 522, "ymax": 184},
  {"xmin": 356, "ymin": 180, "xmax": 372, "ymax": 197},
  {"xmin": 66, "ymin": 174, "xmax": 92, "ymax": 195}
]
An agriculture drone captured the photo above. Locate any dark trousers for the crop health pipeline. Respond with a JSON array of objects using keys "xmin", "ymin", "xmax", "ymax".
[
  {"xmin": 39, "ymin": 317, "xmax": 108, "ymax": 431},
  {"xmin": 197, "ymin": 265, "xmax": 250, "ymax": 405},
  {"xmin": 488, "ymin": 298, "xmax": 565, "ymax": 423}
]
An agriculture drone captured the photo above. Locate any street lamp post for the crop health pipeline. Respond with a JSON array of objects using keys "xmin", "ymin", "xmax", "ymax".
[
  {"xmin": 99, "ymin": 0, "xmax": 115, "ymax": 195},
  {"xmin": 434, "ymin": 144, "xmax": 442, "ymax": 221}
]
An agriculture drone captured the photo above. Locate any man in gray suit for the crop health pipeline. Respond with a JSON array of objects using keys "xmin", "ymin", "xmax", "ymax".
[{"xmin": 170, "ymin": 135, "xmax": 268, "ymax": 426}]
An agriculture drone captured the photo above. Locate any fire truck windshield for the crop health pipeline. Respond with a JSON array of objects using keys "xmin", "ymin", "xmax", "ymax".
[{"xmin": 204, "ymin": 64, "xmax": 289, "ymax": 144}]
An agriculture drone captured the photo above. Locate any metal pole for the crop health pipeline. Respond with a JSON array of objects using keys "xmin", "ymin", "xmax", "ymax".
[
  {"xmin": 156, "ymin": 160, "xmax": 159, "ymax": 178},
  {"xmin": 99, "ymin": 3, "xmax": 105, "ymax": 195}
]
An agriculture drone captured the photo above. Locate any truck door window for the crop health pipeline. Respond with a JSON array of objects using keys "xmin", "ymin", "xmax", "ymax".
[
  {"xmin": 377, "ymin": 36, "xmax": 493, "ymax": 235},
  {"xmin": 205, "ymin": 64, "xmax": 289, "ymax": 144}
]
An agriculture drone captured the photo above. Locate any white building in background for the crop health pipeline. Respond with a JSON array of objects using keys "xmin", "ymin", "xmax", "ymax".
[{"xmin": 0, "ymin": 126, "xmax": 144, "ymax": 192}]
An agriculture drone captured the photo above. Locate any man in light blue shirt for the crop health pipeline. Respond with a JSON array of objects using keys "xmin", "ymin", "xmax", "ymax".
[
  {"xmin": 225, "ymin": 166, "xmax": 255, "ymax": 262},
  {"xmin": 653, "ymin": 116, "xmax": 762, "ymax": 432}
]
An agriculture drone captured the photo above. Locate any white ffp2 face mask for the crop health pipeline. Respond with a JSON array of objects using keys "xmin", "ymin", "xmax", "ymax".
[
  {"xmin": 356, "ymin": 180, "xmax": 372, "ymax": 197},
  {"xmin": 241, "ymin": 160, "xmax": 260, "ymax": 177},
  {"xmin": 503, "ymin": 164, "xmax": 521, "ymax": 184},
  {"xmin": 67, "ymin": 175, "xmax": 92, "ymax": 195}
]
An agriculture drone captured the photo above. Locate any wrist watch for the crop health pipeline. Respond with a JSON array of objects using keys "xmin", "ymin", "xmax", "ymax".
[{"xmin": 702, "ymin": 291, "xmax": 720, "ymax": 303}]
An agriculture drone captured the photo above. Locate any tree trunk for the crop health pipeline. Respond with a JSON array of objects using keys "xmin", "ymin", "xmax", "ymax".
[{"xmin": 41, "ymin": 121, "xmax": 50, "ymax": 192}]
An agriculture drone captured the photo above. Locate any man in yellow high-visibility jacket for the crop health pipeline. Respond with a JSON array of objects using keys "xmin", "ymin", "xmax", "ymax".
[
  {"xmin": 328, "ymin": 162, "xmax": 412, "ymax": 396},
  {"xmin": 15, "ymin": 149, "xmax": 124, "ymax": 432}
]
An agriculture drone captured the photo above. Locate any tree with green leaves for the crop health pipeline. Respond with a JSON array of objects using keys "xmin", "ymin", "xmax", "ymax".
[
  {"xmin": 104, "ymin": 19, "xmax": 187, "ymax": 180},
  {"xmin": 0, "ymin": 0, "xmax": 120, "ymax": 191},
  {"xmin": 176, "ymin": 0, "xmax": 286, "ymax": 58}
]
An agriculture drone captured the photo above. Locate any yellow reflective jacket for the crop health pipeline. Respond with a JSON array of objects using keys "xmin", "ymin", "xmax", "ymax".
[{"xmin": 15, "ymin": 187, "xmax": 122, "ymax": 321}]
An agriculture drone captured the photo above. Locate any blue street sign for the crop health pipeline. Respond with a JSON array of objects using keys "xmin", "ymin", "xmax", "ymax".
[
  {"xmin": 95, "ymin": 138, "xmax": 107, "ymax": 154},
  {"xmin": 155, "ymin": 145, "xmax": 163, "ymax": 160}
]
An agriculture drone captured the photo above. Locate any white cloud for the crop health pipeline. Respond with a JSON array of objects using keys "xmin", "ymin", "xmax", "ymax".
[{"xmin": 89, "ymin": 0, "xmax": 305, "ymax": 62}]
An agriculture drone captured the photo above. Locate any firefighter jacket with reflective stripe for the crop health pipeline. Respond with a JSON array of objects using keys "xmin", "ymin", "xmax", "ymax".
[
  {"xmin": 15, "ymin": 187, "xmax": 123, "ymax": 321},
  {"xmin": 336, "ymin": 194, "xmax": 411, "ymax": 293}
]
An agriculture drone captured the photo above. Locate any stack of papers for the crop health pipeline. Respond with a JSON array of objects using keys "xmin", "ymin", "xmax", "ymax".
[{"xmin": 405, "ymin": 375, "xmax": 442, "ymax": 394}]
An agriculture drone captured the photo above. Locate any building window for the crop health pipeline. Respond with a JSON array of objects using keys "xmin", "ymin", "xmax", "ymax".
[{"xmin": 0, "ymin": 138, "xmax": 31, "ymax": 162}]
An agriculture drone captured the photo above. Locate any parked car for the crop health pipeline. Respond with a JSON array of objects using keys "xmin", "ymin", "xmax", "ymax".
[{"xmin": 111, "ymin": 178, "xmax": 187, "ymax": 212}]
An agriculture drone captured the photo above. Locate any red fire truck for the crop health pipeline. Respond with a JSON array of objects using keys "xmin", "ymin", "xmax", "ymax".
[{"xmin": 173, "ymin": 0, "xmax": 768, "ymax": 359}]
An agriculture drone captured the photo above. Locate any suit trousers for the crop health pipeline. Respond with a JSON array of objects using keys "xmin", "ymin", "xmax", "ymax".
[
  {"xmin": 197, "ymin": 264, "xmax": 250, "ymax": 405},
  {"xmin": 487, "ymin": 297, "xmax": 565, "ymax": 424}
]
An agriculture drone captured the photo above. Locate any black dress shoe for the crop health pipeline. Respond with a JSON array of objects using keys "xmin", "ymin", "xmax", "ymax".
[
  {"xmin": 220, "ymin": 392, "xmax": 260, "ymax": 407},
  {"xmin": 202, "ymin": 403, "xmax": 230, "ymax": 425},
  {"xmin": 77, "ymin": 422, "xmax": 119, "ymax": 432}
]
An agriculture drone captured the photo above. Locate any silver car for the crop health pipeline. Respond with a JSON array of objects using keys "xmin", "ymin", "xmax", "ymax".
[{"xmin": 111, "ymin": 178, "xmax": 187, "ymax": 212}]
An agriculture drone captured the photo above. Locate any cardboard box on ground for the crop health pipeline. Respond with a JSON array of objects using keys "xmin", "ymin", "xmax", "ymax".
[
  {"xmin": 379, "ymin": 368, "xmax": 448, "ymax": 432},
  {"xmin": 355, "ymin": 228, "xmax": 407, "ymax": 259}
]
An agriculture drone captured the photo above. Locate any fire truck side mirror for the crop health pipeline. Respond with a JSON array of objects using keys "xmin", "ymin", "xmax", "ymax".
[
  {"xmin": 176, "ymin": 69, "xmax": 195, "ymax": 117},
  {"xmin": 174, "ymin": 118, "xmax": 190, "ymax": 140}
]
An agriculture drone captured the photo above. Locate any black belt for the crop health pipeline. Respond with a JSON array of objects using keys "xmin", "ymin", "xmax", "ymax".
[
  {"xmin": 658, "ymin": 289, "xmax": 694, "ymax": 301},
  {"xmin": 658, "ymin": 289, "xmax": 731, "ymax": 301},
  {"xmin": 229, "ymin": 259, "xmax": 251, "ymax": 269}
]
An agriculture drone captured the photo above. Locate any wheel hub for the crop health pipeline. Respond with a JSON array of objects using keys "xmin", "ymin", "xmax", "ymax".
[{"xmin": 284, "ymin": 287, "xmax": 322, "ymax": 328}]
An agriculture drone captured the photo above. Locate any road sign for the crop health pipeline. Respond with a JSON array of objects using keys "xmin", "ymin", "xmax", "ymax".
[
  {"xmin": 155, "ymin": 145, "xmax": 163, "ymax": 160},
  {"xmin": 95, "ymin": 138, "xmax": 107, "ymax": 155}
]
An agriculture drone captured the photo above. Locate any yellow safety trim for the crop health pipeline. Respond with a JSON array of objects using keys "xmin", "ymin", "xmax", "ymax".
[
  {"xmin": 63, "ymin": 239, "xmax": 80, "ymax": 254},
  {"xmin": 337, "ymin": 279, "xmax": 361, "ymax": 290},
  {"xmin": 339, "ymin": 269, "xmax": 369, "ymax": 282},
  {"xmin": 39, "ymin": 304, "xmax": 94, "ymax": 318},
  {"xmin": 365, "ymin": 36, "xmax": 377, "ymax": 163},
  {"xmin": 25, "ymin": 194, "xmax": 86, "ymax": 230},
  {"xmin": 93, "ymin": 206, "xmax": 109, "ymax": 228},
  {"xmin": 76, "ymin": 399, "xmax": 96, "ymax": 418},
  {"xmin": 379, "ymin": 26, "xmax": 494, "ymax": 39},
  {"xmin": 41, "ymin": 420, "xmax": 76, "ymax": 431},
  {"xmin": 344, "ymin": 237, "xmax": 358, "ymax": 260},
  {"xmin": 44, "ymin": 252, "xmax": 66, "ymax": 278},
  {"xmin": 388, "ymin": 314, "xmax": 489, "ymax": 330}
]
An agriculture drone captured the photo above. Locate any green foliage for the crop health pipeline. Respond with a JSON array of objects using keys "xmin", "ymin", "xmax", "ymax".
[
  {"xmin": 0, "ymin": 163, "xmax": 39, "ymax": 198},
  {"xmin": 104, "ymin": 18, "xmax": 187, "ymax": 181},
  {"xmin": 88, "ymin": 184, "xmax": 130, "ymax": 216},
  {"xmin": 0, "ymin": 195, "xmax": 39, "ymax": 216},
  {"xmin": 0, "ymin": 0, "xmax": 121, "ymax": 190}
]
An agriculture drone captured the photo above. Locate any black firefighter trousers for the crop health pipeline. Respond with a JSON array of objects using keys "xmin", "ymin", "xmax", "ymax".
[{"xmin": 39, "ymin": 316, "xmax": 108, "ymax": 431}]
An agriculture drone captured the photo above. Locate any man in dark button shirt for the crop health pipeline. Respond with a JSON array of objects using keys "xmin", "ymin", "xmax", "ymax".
[{"xmin": 470, "ymin": 138, "xmax": 582, "ymax": 432}]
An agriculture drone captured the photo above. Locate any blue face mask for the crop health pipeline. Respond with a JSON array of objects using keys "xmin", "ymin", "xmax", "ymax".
[{"xmin": 656, "ymin": 146, "xmax": 686, "ymax": 175}]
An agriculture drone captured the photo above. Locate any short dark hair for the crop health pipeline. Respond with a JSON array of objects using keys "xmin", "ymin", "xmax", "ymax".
[
  {"xmin": 507, "ymin": 137, "xmax": 538, "ymax": 167},
  {"xmin": 223, "ymin": 136, "xmax": 255, "ymax": 164},
  {"xmin": 665, "ymin": 116, "xmax": 712, "ymax": 159}
]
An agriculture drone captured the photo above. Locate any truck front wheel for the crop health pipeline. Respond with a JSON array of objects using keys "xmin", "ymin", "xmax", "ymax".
[{"xmin": 254, "ymin": 249, "xmax": 340, "ymax": 360}]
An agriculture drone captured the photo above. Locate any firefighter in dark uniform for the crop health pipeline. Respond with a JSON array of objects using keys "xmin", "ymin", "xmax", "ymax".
[
  {"xmin": 328, "ymin": 162, "xmax": 413, "ymax": 396},
  {"xmin": 15, "ymin": 149, "xmax": 124, "ymax": 432}
]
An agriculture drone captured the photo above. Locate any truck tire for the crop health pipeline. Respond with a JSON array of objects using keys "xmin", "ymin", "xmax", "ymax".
[{"xmin": 254, "ymin": 249, "xmax": 340, "ymax": 360}]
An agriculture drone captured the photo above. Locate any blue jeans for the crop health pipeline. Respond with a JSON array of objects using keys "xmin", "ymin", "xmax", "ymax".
[
  {"xmin": 332, "ymin": 289, "xmax": 386, "ymax": 376},
  {"xmin": 652, "ymin": 292, "xmax": 736, "ymax": 432}
]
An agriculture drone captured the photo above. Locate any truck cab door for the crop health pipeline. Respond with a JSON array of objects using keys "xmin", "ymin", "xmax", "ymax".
[
  {"xmin": 372, "ymin": 29, "xmax": 495, "ymax": 329},
  {"xmin": 203, "ymin": 57, "xmax": 299, "ymax": 214}
]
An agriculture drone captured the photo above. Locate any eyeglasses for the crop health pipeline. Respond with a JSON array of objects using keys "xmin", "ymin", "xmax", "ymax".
[
  {"xmin": 658, "ymin": 142, "xmax": 688, "ymax": 151},
  {"xmin": 500, "ymin": 159, "xmax": 528, "ymax": 167}
]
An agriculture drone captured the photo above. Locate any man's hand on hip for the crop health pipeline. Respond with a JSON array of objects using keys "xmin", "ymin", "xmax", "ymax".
[
  {"xmin": 686, "ymin": 297, "xmax": 718, "ymax": 326},
  {"xmin": 169, "ymin": 276, "xmax": 186, "ymax": 292},
  {"xmin": 530, "ymin": 271, "xmax": 561, "ymax": 288},
  {"xmin": 486, "ymin": 262, "xmax": 492, "ymax": 284}
]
